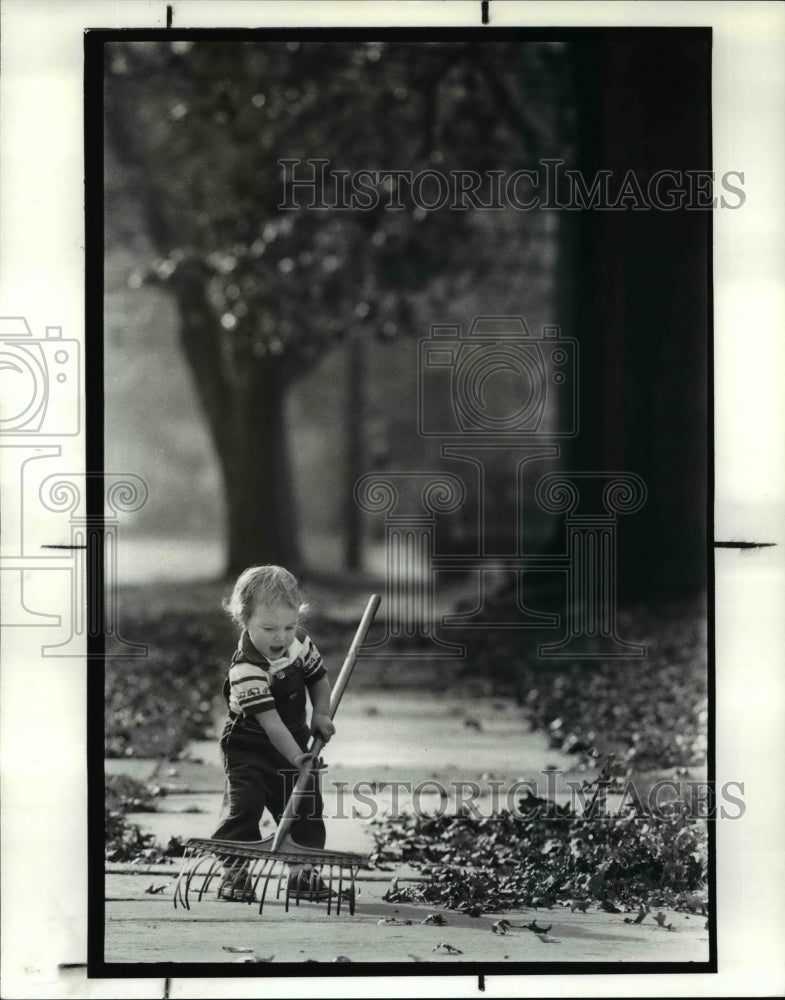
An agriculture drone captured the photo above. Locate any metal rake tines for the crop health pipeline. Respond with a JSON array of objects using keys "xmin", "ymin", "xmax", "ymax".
[
  {"xmin": 173, "ymin": 838, "xmax": 366, "ymax": 915},
  {"xmin": 281, "ymin": 860, "xmax": 361, "ymax": 916},
  {"xmin": 174, "ymin": 844, "xmax": 250, "ymax": 910}
]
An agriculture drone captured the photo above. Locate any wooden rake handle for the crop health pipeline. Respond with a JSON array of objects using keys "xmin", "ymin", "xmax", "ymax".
[{"xmin": 270, "ymin": 593, "xmax": 381, "ymax": 853}]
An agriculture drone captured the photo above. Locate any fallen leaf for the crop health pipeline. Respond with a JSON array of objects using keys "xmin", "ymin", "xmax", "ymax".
[
  {"xmin": 421, "ymin": 913, "xmax": 447, "ymax": 925},
  {"xmin": 333, "ymin": 956, "xmax": 352, "ymax": 962},
  {"xmin": 536, "ymin": 934, "xmax": 559, "ymax": 944},
  {"xmin": 433, "ymin": 942, "xmax": 463, "ymax": 954},
  {"xmin": 233, "ymin": 955, "xmax": 274, "ymax": 963},
  {"xmin": 222, "ymin": 946, "xmax": 253, "ymax": 953},
  {"xmin": 492, "ymin": 920, "xmax": 509, "ymax": 935},
  {"xmin": 144, "ymin": 883, "xmax": 168, "ymax": 895},
  {"xmin": 624, "ymin": 904, "xmax": 648, "ymax": 925},
  {"xmin": 377, "ymin": 918, "xmax": 412, "ymax": 926},
  {"xmin": 524, "ymin": 921, "xmax": 551, "ymax": 935},
  {"xmin": 679, "ymin": 893, "xmax": 707, "ymax": 914}
]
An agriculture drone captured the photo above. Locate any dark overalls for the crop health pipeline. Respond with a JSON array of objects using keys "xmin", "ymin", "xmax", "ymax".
[{"xmin": 211, "ymin": 649, "xmax": 326, "ymax": 849}]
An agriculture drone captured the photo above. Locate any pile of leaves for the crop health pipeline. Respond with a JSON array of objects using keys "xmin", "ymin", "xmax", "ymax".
[
  {"xmin": 104, "ymin": 775, "xmax": 185, "ymax": 862},
  {"xmin": 105, "ymin": 808, "xmax": 185, "ymax": 863},
  {"xmin": 371, "ymin": 796, "xmax": 708, "ymax": 914}
]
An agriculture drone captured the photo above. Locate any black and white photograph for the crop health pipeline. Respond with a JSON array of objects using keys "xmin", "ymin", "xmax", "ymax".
[
  {"xmin": 101, "ymin": 23, "xmax": 712, "ymax": 972},
  {"xmin": 1, "ymin": 1, "xmax": 784, "ymax": 997}
]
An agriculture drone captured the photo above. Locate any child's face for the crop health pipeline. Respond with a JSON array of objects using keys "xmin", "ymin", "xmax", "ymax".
[{"xmin": 246, "ymin": 602, "xmax": 298, "ymax": 660}]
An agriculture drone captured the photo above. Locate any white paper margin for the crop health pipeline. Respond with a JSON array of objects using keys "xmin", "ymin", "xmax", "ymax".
[{"xmin": 1, "ymin": 1, "xmax": 783, "ymax": 997}]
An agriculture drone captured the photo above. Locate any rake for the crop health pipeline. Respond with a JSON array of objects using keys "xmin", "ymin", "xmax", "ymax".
[{"xmin": 173, "ymin": 593, "xmax": 381, "ymax": 916}]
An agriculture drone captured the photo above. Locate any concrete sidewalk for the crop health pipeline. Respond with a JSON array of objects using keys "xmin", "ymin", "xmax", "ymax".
[
  {"xmin": 106, "ymin": 692, "xmax": 709, "ymax": 966},
  {"xmin": 105, "ymin": 869, "xmax": 709, "ymax": 964},
  {"xmin": 114, "ymin": 692, "xmax": 589, "ymax": 852}
]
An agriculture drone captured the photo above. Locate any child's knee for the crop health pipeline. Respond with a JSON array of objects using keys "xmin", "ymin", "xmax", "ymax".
[{"xmin": 227, "ymin": 766, "xmax": 267, "ymax": 810}]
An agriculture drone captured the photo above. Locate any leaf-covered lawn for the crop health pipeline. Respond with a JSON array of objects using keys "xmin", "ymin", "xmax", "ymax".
[{"xmin": 453, "ymin": 593, "xmax": 708, "ymax": 775}]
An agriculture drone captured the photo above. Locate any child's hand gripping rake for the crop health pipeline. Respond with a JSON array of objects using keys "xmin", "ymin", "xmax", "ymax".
[{"xmin": 173, "ymin": 594, "xmax": 381, "ymax": 916}]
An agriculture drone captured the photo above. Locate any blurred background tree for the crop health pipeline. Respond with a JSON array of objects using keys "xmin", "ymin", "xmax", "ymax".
[
  {"xmin": 105, "ymin": 38, "xmax": 568, "ymax": 576},
  {"xmin": 104, "ymin": 33, "xmax": 708, "ymax": 603}
]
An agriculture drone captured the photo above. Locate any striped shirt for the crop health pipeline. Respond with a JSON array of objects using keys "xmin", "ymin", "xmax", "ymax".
[{"xmin": 223, "ymin": 626, "xmax": 326, "ymax": 731}]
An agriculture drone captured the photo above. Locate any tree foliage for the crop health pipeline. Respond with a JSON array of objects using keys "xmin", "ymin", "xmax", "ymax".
[{"xmin": 105, "ymin": 39, "xmax": 569, "ymax": 571}]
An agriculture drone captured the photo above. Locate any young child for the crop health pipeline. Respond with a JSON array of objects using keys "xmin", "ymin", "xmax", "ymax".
[{"xmin": 212, "ymin": 565, "xmax": 336, "ymax": 902}]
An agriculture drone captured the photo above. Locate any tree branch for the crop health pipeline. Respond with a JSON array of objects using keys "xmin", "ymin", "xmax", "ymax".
[{"xmin": 469, "ymin": 45, "xmax": 543, "ymax": 160}]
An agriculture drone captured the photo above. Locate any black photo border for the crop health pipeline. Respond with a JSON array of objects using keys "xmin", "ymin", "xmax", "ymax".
[{"xmin": 86, "ymin": 24, "xmax": 716, "ymax": 981}]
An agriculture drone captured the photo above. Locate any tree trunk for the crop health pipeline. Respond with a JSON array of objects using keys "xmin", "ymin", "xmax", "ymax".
[
  {"xmin": 220, "ymin": 367, "xmax": 303, "ymax": 577},
  {"xmin": 567, "ymin": 33, "xmax": 710, "ymax": 602},
  {"xmin": 170, "ymin": 265, "xmax": 302, "ymax": 578}
]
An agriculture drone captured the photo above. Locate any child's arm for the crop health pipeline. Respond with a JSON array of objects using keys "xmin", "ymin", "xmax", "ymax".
[
  {"xmin": 253, "ymin": 709, "xmax": 311, "ymax": 767},
  {"xmin": 308, "ymin": 675, "xmax": 336, "ymax": 742}
]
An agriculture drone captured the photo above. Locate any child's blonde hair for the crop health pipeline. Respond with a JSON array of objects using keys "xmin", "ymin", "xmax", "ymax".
[{"xmin": 223, "ymin": 565, "xmax": 309, "ymax": 626}]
